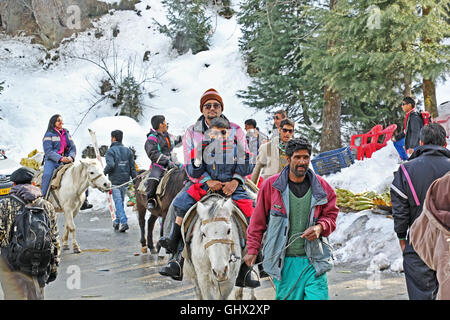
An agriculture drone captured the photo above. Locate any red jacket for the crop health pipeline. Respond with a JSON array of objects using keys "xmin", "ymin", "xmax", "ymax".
[{"xmin": 246, "ymin": 166, "xmax": 338, "ymax": 278}]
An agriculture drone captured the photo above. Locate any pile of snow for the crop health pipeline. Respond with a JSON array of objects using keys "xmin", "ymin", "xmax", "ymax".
[{"xmin": 326, "ymin": 142, "xmax": 403, "ymax": 272}]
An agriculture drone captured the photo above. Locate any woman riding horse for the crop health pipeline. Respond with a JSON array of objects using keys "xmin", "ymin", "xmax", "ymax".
[{"xmin": 41, "ymin": 114, "xmax": 76, "ymax": 198}]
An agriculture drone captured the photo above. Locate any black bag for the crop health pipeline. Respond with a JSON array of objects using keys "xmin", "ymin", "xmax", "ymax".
[{"xmin": 5, "ymin": 196, "xmax": 54, "ymax": 280}]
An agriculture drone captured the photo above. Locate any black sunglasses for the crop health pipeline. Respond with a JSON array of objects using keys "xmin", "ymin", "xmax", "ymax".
[
  {"xmin": 281, "ymin": 128, "xmax": 294, "ymax": 133},
  {"xmin": 204, "ymin": 103, "xmax": 222, "ymax": 110}
]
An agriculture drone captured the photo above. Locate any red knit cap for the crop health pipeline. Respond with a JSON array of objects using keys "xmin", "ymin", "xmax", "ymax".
[{"xmin": 200, "ymin": 88, "xmax": 224, "ymax": 112}]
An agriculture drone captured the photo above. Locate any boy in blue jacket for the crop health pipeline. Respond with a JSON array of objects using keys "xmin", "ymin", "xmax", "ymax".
[{"xmin": 158, "ymin": 117, "xmax": 257, "ymax": 286}]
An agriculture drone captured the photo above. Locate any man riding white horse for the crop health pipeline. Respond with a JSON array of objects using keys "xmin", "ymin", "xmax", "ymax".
[{"xmin": 159, "ymin": 114, "xmax": 260, "ymax": 289}]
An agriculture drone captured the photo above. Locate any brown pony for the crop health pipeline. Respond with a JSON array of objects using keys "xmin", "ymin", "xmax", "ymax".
[{"xmin": 134, "ymin": 168, "xmax": 187, "ymax": 253}]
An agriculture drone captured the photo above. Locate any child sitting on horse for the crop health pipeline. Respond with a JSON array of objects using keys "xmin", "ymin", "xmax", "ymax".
[
  {"xmin": 159, "ymin": 117, "xmax": 260, "ymax": 288},
  {"xmin": 145, "ymin": 115, "xmax": 182, "ymax": 209}
]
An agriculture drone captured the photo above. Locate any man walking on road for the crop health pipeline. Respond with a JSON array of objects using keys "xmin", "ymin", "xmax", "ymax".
[
  {"xmin": 104, "ymin": 130, "xmax": 137, "ymax": 232},
  {"xmin": 244, "ymin": 138, "xmax": 339, "ymax": 300},
  {"xmin": 390, "ymin": 123, "xmax": 450, "ymax": 300}
]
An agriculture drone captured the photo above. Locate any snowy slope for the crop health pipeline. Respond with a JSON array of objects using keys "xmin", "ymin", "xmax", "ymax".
[{"xmin": 0, "ymin": 0, "xmax": 449, "ymax": 273}]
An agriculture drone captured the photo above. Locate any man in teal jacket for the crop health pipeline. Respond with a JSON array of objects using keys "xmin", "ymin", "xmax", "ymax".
[{"xmin": 244, "ymin": 137, "xmax": 339, "ymax": 300}]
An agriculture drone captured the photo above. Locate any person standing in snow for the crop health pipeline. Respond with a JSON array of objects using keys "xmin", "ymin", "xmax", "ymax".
[
  {"xmin": 410, "ymin": 172, "xmax": 450, "ymax": 300},
  {"xmin": 390, "ymin": 123, "xmax": 450, "ymax": 300},
  {"xmin": 103, "ymin": 130, "xmax": 137, "ymax": 233},
  {"xmin": 41, "ymin": 114, "xmax": 76, "ymax": 199},
  {"xmin": 391, "ymin": 97, "xmax": 425, "ymax": 160},
  {"xmin": 244, "ymin": 137, "xmax": 339, "ymax": 300}
]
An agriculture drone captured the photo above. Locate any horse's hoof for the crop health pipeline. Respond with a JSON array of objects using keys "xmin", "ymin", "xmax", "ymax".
[
  {"xmin": 150, "ymin": 247, "xmax": 158, "ymax": 255},
  {"xmin": 73, "ymin": 248, "xmax": 82, "ymax": 254},
  {"xmin": 63, "ymin": 245, "xmax": 70, "ymax": 251},
  {"xmin": 141, "ymin": 246, "xmax": 148, "ymax": 254}
]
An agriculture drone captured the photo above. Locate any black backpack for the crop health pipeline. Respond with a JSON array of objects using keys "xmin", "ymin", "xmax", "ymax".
[{"xmin": 5, "ymin": 195, "xmax": 54, "ymax": 280}]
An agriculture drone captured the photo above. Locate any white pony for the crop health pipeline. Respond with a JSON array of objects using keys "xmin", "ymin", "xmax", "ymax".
[
  {"xmin": 44, "ymin": 159, "xmax": 111, "ymax": 253},
  {"xmin": 183, "ymin": 194, "xmax": 255, "ymax": 300}
]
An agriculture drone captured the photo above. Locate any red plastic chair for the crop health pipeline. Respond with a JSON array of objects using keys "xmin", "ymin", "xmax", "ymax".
[
  {"xmin": 363, "ymin": 124, "xmax": 397, "ymax": 158},
  {"xmin": 350, "ymin": 125, "xmax": 383, "ymax": 160}
]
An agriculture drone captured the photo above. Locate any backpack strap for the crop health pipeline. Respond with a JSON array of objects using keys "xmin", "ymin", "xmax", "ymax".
[{"xmin": 400, "ymin": 164, "xmax": 420, "ymax": 206}]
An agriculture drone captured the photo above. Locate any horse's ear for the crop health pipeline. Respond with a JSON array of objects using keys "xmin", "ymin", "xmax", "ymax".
[
  {"xmin": 222, "ymin": 198, "xmax": 234, "ymax": 217},
  {"xmin": 79, "ymin": 159, "xmax": 87, "ymax": 167},
  {"xmin": 196, "ymin": 201, "xmax": 208, "ymax": 220}
]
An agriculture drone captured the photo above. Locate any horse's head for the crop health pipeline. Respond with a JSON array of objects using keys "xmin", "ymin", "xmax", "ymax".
[
  {"xmin": 80, "ymin": 159, "xmax": 111, "ymax": 192},
  {"xmin": 196, "ymin": 197, "xmax": 237, "ymax": 283}
]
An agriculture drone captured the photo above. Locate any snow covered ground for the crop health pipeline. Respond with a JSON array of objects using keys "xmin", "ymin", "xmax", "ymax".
[{"xmin": 1, "ymin": 0, "xmax": 449, "ymax": 274}]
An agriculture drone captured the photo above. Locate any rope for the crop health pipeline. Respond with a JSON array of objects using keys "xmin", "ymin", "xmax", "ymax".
[{"xmin": 246, "ymin": 231, "xmax": 334, "ymax": 298}]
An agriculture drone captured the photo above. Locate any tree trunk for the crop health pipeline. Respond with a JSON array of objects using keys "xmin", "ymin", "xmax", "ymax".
[
  {"xmin": 421, "ymin": 6, "xmax": 438, "ymax": 118},
  {"xmin": 320, "ymin": 86, "xmax": 342, "ymax": 152},
  {"xmin": 320, "ymin": 0, "xmax": 342, "ymax": 153},
  {"xmin": 423, "ymin": 78, "xmax": 437, "ymax": 117},
  {"xmin": 403, "ymin": 70, "xmax": 412, "ymax": 97}
]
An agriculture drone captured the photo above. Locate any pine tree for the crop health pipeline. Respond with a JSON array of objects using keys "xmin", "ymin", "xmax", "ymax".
[
  {"xmin": 237, "ymin": 0, "xmax": 324, "ymax": 144},
  {"xmin": 304, "ymin": 0, "xmax": 450, "ymax": 132},
  {"xmin": 156, "ymin": 0, "xmax": 212, "ymax": 55}
]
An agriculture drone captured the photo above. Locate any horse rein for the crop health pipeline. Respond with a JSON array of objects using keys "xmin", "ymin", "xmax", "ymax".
[{"xmin": 201, "ymin": 217, "xmax": 238, "ymax": 263}]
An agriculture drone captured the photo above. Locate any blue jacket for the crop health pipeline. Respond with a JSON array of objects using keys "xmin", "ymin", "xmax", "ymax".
[
  {"xmin": 186, "ymin": 137, "xmax": 254, "ymax": 185},
  {"xmin": 247, "ymin": 166, "xmax": 339, "ymax": 280},
  {"xmin": 42, "ymin": 129, "xmax": 76, "ymax": 164},
  {"xmin": 104, "ymin": 142, "xmax": 137, "ymax": 186}
]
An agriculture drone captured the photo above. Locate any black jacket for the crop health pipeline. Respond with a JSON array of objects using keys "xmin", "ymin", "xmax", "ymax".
[
  {"xmin": 144, "ymin": 129, "xmax": 181, "ymax": 168},
  {"xmin": 104, "ymin": 142, "xmax": 137, "ymax": 186},
  {"xmin": 390, "ymin": 144, "xmax": 450, "ymax": 239},
  {"xmin": 395, "ymin": 111, "xmax": 424, "ymax": 150}
]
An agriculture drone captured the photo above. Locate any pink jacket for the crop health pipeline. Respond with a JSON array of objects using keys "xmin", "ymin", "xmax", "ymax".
[{"xmin": 410, "ymin": 172, "xmax": 450, "ymax": 300}]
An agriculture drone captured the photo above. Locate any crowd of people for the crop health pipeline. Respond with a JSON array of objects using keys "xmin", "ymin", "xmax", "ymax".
[{"xmin": 0, "ymin": 89, "xmax": 448, "ymax": 300}]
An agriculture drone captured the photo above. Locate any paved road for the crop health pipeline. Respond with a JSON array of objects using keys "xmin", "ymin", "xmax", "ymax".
[{"xmin": 1, "ymin": 205, "xmax": 408, "ymax": 300}]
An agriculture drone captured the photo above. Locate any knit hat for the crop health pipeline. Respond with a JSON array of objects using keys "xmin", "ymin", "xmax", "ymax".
[
  {"xmin": 200, "ymin": 88, "xmax": 224, "ymax": 112},
  {"xmin": 11, "ymin": 167, "xmax": 36, "ymax": 184}
]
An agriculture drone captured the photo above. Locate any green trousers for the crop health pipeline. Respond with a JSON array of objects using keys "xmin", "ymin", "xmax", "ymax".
[{"xmin": 273, "ymin": 256, "xmax": 329, "ymax": 300}]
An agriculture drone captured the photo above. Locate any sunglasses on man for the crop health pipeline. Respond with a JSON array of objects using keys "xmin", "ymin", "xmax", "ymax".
[
  {"xmin": 281, "ymin": 128, "xmax": 294, "ymax": 133},
  {"xmin": 204, "ymin": 103, "xmax": 222, "ymax": 110}
]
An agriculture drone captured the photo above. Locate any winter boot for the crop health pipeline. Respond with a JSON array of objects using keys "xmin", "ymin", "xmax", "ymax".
[
  {"xmin": 235, "ymin": 262, "xmax": 260, "ymax": 288},
  {"xmin": 119, "ymin": 224, "xmax": 129, "ymax": 232},
  {"xmin": 159, "ymin": 242, "xmax": 184, "ymax": 281},
  {"xmin": 158, "ymin": 223, "xmax": 182, "ymax": 254},
  {"xmin": 146, "ymin": 178, "xmax": 159, "ymax": 209}
]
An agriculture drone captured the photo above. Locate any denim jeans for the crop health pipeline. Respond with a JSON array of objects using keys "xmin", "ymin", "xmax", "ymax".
[
  {"xmin": 393, "ymin": 138, "xmax": 409, "ymax": 161},
  {"xmin": 112, "ymin": 185, "xmax": 128, "ymax": 225}
]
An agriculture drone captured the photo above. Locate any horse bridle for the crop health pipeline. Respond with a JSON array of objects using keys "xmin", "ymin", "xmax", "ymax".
[
  {"xmin": 201, "ymin": 217, "xmax": 238, "ymax": 263},
  {"xmin": 89, "ymin": 172, "xmax": 106, "ymax": 189}
]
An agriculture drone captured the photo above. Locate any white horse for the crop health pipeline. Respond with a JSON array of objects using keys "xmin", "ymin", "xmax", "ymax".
[
  {"xmin": 183, "ymin": 194, "xmax": 255, "ymax": 300},
  {"xmin": 44, "ymin": 159, "xmax": 111, "ymax": 253}
]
